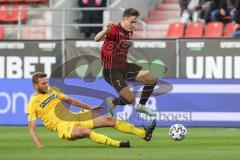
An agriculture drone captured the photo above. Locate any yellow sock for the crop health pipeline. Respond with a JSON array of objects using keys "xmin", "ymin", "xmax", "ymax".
[
  {"xmin": 89, "ymin": 131, "xmax": 120, "ymax": 147},
  {"xmin": 114, "ymin": 120, "xmax": 145, "ymax": 138}
]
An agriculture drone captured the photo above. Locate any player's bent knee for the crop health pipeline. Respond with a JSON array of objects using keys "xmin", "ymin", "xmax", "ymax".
[
  {"xmin": 81, "ymin": 128, "xmax": 91, "ymax": 137},
  {"xmin": 73, "ymin": 126, "xmax": 91, "ymax": 139},
  {"xmin": 145, "ymin": 75, "xmax": 157, "ymax": 85},
  {"xmin": 125, "ymin": 96, "xmax": 135, "ymax": 104},
  {"xmin": 120, "ymin": 94, "xmax": 135, "ymax": 104},
  {"xmin": 104, "ymin": 117, "xmax": 116, "ymax": 126}
]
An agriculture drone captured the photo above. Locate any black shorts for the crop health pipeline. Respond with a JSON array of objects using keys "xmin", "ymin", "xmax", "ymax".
[{"xmin": 103, "ymin": 63, "xmax": 143, "ymax": 92}]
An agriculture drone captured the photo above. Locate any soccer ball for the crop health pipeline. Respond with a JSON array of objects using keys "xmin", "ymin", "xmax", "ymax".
[{"xmin": 169, "ymin": 124, "xmax": 187, "ymax": 141}]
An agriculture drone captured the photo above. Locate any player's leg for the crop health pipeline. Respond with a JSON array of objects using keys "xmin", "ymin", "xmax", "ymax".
[
  {"xmin": 116, "ymin": 86, "xmax": 135, "ymax": 104},
  {"xmin": 105, "ymin": 70, "xmax": 136, "ymax": 104},
  {"xmin": 103, "ymin": 65, "xmax": 156, "ymax": 116},
  {"xmin": 126, "ymin": 63, "xmax": 157, "ymax": 116},
  {"xmin": 92, "ymin": 115, "xmax": 144, "ymax": 138},
  {"xmin": 103, "ymin": 69, "xmax": 136, "ymax": 116},
  {"xmin": 91, "ymin": 113, "xmax": 156, "ymax": 141},
  {"xmin": 107, "ymin": 88, "xmax": 136, "ymax": 116},
  {"xmin": 72, "ymin": 125, "xmax": 130, "ymax": 147},
  {"xmin": 135, "ymin": 69, "xmax": 157, "ymax": 106}
]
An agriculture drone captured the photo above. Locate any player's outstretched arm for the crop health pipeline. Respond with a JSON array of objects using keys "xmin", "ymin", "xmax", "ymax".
[
  {"xmin": 94, "ymin": 22, "xmax": 113, "ymax": 42},
  {"xmin": 61, "ymin": 96, "xmax": 101, "ymax": 111},
  {"xmin": 28, "ymin": 121, "xmax": 44, "ymax": 148}
]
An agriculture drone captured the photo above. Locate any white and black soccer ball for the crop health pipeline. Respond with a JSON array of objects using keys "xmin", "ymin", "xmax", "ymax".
[{"xmin": 169, "ymin": 124, "xmax": 187, "ymax": 141}]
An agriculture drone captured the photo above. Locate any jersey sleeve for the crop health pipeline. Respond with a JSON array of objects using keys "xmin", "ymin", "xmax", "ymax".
[
  {"xmin": 26, "ymin": 98, "xmax": 37, "ymax": 122},
  {"xmin": 50, "ymin": 86, "xmax": 66, "ymax": 100},
  {"xmin": 106, "ymin": 26, "xmax": 118, "ymax": 41}
]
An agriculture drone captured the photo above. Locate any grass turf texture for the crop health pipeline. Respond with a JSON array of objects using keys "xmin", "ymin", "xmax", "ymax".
[{"xmin": 1, "ymin": 126, "xmax": 240, "ymax": 160}]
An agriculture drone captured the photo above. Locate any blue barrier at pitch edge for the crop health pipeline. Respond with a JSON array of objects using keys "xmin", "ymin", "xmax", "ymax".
[{"xmin": 0, "ymin": 78, "xmax": 240, "ymax": 127}]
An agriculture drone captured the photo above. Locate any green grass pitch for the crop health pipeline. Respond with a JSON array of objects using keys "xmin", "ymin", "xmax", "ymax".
[{"xmin": 1, "ymin": 126, "xmax": 240, "ymax": 160}]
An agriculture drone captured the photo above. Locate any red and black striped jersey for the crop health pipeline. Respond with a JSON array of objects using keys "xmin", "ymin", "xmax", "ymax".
[{"xmin": 101, "ymin": 23, "xmax": 133, "ymax": 69}]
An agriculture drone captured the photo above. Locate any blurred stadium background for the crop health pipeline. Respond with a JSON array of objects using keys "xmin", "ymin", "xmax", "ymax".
[{"xmin": 1, "ymin": 0, "xmax": 240, "ymax": 159}]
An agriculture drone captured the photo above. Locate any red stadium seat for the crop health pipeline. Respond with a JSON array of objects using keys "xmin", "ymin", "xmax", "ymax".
[
  {"xmin": 224, "ymin": 23, "xmax": 234, "ymax": 37},
  {"xmin": 0, "ymin": 0, "xmax": 48, "ymax": 3},
  {"xmin": 6, "ymin": 0, "xmax": 23, "ymax": 2},
  {"xmin": 204, "ymin": 22, "xmax": 223, "ymax": 37},
  {"xmin": 24, "ymin": 0, "xmax": 48, "ymax": 2},
  {"xmin": 185, "ymin": 22, "xmax": 203, "ymax": 38},
  {"xmin": 223, "ymin": 23, "xmax": 240, "ymax": 37},
  {"xmin": 166, "ymin": 23, "xmax": 184, "ymax": 38},
  {"xmin": 0, "ymin": 0, "xmax": 23, "ymax": 2},
  {"xmin": 10, "ymin": 5, "xmax": 27, "ymax": 23},
  {"xmin": 0, "ymin": 5, "xmax": 9, "ymax": 22},
  {"xmin": 0, "ymin": 5, "xmax": 27, "ymax": 23},
  {"xmin": 0, "ymin": 27, "xmax": 4, "ymax": 39}
]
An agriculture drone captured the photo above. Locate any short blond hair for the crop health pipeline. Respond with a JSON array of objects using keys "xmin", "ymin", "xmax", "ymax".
[{"xmin": 32, "ymin": 72, "xmax": 47, "ymax": 84}]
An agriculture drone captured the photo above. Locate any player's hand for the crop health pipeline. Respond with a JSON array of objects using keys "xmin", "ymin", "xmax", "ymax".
[
  {"xmin": 220, "ymin": 9, "xmax": 226, "ymax": 16},
  {"xmin": 91, "ymin": 106, "xmax": 103, "ymax": 111},
  {"xmin": 105, "ymin": 21, "xmax": 113, "ymax": 32},
  {"xmin": 233, "ymin": 22, "xmax": 239, "ymax": 30},
  {"xmin": 202, "ymin": 5, "xmax": 206, "ymax": 9},
  {"xmin": 202, "ymin": 3, "xmax": 207, "ymax": 9}
]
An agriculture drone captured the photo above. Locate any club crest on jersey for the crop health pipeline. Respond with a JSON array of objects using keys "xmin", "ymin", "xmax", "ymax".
[{"xmin": 119, "ymin": 40, "xmax": 132, "ymax": 50}]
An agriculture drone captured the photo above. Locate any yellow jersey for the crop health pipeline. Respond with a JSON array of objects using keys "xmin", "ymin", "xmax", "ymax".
[{"xmin": 26, "ymin": 86, "xmax": 66, "ymax": 131}]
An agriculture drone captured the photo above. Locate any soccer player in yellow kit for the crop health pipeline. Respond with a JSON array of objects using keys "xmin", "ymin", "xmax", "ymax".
[{"xmin": 27, "ymin": 72, "xmax": 156, "ymax": 148}]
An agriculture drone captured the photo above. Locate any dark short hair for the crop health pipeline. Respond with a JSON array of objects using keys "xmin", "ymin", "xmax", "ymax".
[
  {"xmin": 123, "ymin": 8, "xmax": 139, "ymax": 18},
  {"xmin": 32, "ymin": 72, "xmax": 47, "ymax": 84}
]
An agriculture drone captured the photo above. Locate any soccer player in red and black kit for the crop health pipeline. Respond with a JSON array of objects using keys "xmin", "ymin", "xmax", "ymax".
[{"xmin": 94, "ymin": 8, "xmax": 157, "ymax": 117}]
